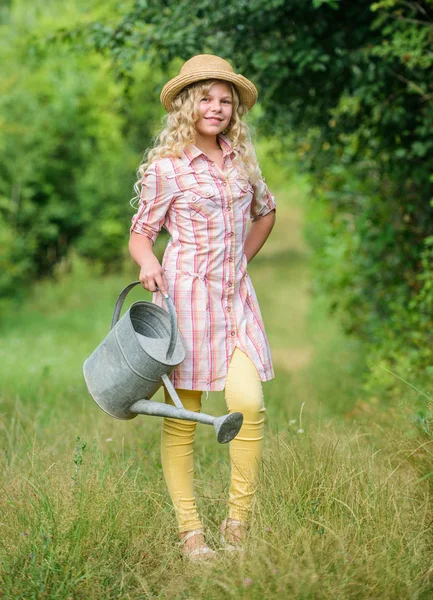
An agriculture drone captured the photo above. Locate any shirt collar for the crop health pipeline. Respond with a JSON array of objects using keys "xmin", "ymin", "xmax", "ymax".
[
  {"xmin": 182, "ymin": 134, "xmax": 234, "ymax": 165},
  {"xmin": 219, "ymin": 134, "xmax": 235, "ymax": 158}
]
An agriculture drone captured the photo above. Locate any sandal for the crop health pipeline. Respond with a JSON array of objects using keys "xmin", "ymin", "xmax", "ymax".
[
  {"xmin": 220, "ymin": 518, "xmax": 247, "ymax": 552},
  {"xmin": 179, "ymin": 529, "xmax": 216, "ymax": 562}
]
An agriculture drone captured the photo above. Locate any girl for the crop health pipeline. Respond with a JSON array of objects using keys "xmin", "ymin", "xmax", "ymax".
[{"xmin": 129, "ymin": 54, "xmax": 276, "ymax": 561}]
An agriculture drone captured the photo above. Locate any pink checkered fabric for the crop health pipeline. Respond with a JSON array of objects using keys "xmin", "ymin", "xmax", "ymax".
[{"xmin": 130, "ymin": 135, "xmax": 276, "ymax": 391}]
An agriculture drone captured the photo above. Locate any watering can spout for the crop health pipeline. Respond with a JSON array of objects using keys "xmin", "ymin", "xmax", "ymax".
[{"xmin": 130, "ymin": 400, "xmax": 243, "ymax": 443}]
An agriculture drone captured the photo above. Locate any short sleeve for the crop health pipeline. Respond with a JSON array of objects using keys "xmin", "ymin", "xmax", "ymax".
[
  {"xmin": 130, "ymin": 161, "xmax": 174, "ymax": 244},
  {"xmin": 251, "ymin": 178, "xmax": 276, "ymax": 222}
]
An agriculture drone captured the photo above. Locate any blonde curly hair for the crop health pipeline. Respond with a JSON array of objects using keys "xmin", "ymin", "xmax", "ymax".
[{"xmin": 131, "ymin": 79, "xmax": 267, "ymax": 207}]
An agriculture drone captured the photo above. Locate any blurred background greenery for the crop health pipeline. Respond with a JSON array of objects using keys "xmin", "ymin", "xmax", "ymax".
[{"xmin": 1, "ymin": 0, "xmax": 432, "ymax": 399}]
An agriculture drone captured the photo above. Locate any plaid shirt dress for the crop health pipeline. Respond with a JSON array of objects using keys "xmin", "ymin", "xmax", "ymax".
[{"xmin": 131, "ymin": 135, "xmax": 276, "ymax": 392}]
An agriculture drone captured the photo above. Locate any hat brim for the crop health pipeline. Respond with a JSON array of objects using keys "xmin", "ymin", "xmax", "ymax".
[{"xmin": 160, "ymin": 70, "xmax": 258, "ymax": 112}]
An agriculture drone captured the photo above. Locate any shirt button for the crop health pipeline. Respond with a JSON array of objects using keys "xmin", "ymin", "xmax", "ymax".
[
  {"xmin": 225, "ymin": 205, "xmax": 231, "ymax": 211},
  {"xmin": 230, "ymin": 331, "xmax": 236, "ymax": 337},
  {"xmin": 227, "ymin": 281, "xmax": 233, "ymax": 287},
  {"xmin": 192, "ymin": 196, "xmax": 196, "ymax": 201},
  {"xmin": 206, "ymin": 191, "xmax": 212, "ymax": 196},
  {"xmin": 226, "ymin": 306, "xmax": 232, "ymax": 312},
  {"xmin": 222, "ymin": 182, "xmax": 227, "ymax": 187},
  {"xmin": 228, "ymin": 257, "xmax": 234, "ymax": 262},
  {"xmin": 228, "ymin": 232, "xmax": 234, "ymax": 237}
]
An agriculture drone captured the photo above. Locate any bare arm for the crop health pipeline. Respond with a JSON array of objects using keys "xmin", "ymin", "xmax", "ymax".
[
  {"xmin": 243, "ymin": 210, "xmax": 276, "ymax": 263},
  {"xmin": 129, "ymin": 232, "xmax": 168, "ymax": 294}
]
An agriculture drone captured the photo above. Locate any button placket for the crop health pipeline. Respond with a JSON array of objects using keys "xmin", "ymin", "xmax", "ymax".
[{"xmin": 224, "ymin": 179, "xmax": 237, "ymax": 344}]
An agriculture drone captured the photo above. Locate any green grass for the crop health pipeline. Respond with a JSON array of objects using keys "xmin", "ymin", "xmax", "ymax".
[{"xmin": 1, "ymin": 166, "xmax": 432, "ymax": 599}]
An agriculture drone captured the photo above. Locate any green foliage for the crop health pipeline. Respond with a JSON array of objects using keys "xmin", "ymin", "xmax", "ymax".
[
  {"xmin": 0, "ymin": 0, "xmax": 164, "ymax": 298},
  {"xmin": 68, "ymin": 0, "xmax": 433, "ymax": 392},
  {"xmin": 5, "ymin": 0, "xmax": 433, "ymax": 391},
  {"xmin": 300, "ymin": 1, "xmax": 433, "ymax": 392}
]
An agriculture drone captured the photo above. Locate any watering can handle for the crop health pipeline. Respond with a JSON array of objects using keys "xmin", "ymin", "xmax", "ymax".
[{"xmin": 110, "ymin": 281, "xmax": 178, "ymax": 361}]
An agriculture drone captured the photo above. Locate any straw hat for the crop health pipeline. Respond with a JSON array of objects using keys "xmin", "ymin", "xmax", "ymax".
[{"xmin": 160, "ymin": 54, "xmax": 258, "ymax": 112}]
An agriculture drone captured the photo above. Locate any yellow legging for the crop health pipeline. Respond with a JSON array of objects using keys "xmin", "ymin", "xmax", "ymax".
[{"xmin": 161, "ymin": 346, "xmax": 266, "ymax": 533}]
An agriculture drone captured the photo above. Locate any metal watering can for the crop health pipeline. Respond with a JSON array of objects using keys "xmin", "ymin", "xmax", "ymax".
[{"xmin": 83, "ymin": 281, "xmax": 243, "ymax": 443}]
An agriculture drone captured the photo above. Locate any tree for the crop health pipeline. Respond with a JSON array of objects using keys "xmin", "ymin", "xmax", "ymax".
[{"xmin": 0, "ymin": 0, "xmax": 164, "ymax": 297}]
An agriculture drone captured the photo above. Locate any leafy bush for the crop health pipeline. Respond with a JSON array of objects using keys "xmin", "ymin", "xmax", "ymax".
[
  {"xmin": 0, "ymin": 1, "xmax": 164, "ymax": 298},
  {"xmin": 76, "ymin": 0, "xmax": 433, "ymax": 390}
]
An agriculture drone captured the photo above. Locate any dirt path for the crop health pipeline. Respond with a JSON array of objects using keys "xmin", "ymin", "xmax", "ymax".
[
  {"xmin": 252, "ymin": 178, "xmax": 314, "ymax": 371},
  {"xmin": 249, "ymin": 175, "xmax": 365, "ymax": 420}
]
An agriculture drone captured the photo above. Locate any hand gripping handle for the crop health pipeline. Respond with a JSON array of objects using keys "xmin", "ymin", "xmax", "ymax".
[{"xmin": 110, "ymin": 281, "xmax": 178, "ymax": 361}]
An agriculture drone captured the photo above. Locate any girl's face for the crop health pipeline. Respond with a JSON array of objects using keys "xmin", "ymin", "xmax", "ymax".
[{"xmin": 195, "ymin": 81, "xmax": 233, "ymax": 139}]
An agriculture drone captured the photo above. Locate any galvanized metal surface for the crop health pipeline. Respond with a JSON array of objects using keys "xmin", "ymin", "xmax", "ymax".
[{"xmin": 83, "ymin": 281, "xmax": 243, "ymax": 443}]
